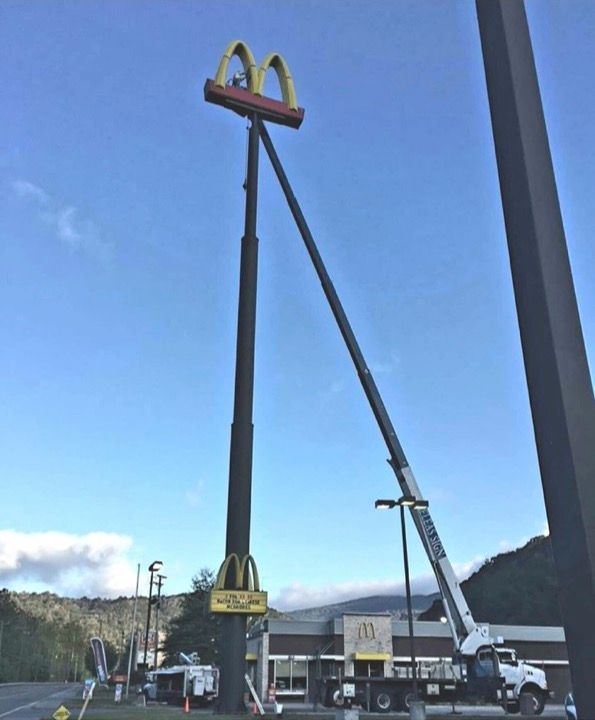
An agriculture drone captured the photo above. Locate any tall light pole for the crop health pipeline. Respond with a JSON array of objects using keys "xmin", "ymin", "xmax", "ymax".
[
  {"xmin": 153, "ymin": 574, "xmax": 166, "ymax": 670},
  {"xmin": 126, "ymin": 563, "xmax": 141, "ymax": 698},
  {"xmin": 376, "ymin": 496, "xmax": 429, "ymax": 718},
  {"xmin": 143, "ymin": 560, "xmax": 162, "ymax": 669}
]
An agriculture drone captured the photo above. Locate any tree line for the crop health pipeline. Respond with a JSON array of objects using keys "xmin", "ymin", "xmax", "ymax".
[{"xmin": 419, "ymin": 535, "xmax": 561, "ymax": 625}]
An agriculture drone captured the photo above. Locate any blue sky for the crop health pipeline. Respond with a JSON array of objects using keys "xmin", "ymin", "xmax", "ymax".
[{"xmin": 1, "ymin": 1, "xmax": 593, "ymax": 608}]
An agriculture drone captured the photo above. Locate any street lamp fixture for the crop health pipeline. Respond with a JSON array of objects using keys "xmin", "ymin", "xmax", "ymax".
[
  {"xmin": 375, "ymin": 496, "xmax": 428, "ymax": 510},
  {"xmin": 375, "ymin": 496, "xmax": 429, "ymax": 714}
]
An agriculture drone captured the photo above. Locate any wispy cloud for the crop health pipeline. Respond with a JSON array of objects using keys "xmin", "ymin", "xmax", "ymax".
[
  {"xmin": 0, "ymin": 529, "xmax": 137, "ymax": 597},
  {"xmin": 319, "ymin": 353, "xmax": 399, "ymax": 408},
  {"xmin": 12, "ymin": 179, "xmax": 50, "ymax": 204},
  {"xmin": 370, "ymin": 353, "xmax": 399, "ymax": 376},
  {"xmin": 56, "ymin": 207, "xmax": 81, "ymax": 246},
  {"xmin": 185, "ymin": 478, "xmax": 206, "ymax": 508},
  {"xmin": 11, "ymin": 178, "xmax": 112, "ymax": 261},
  {"xmin": 271, "ymin": 556, "xmax": 484, "ymax": 611}
]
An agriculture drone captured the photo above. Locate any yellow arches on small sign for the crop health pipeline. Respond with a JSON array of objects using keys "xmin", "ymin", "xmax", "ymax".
[
  {"xmin": 209, "ymin": 553, "xmax": 267, "ymax": 615},
  {"xmin": 215, "ymin": 552, "xmax": 261, "ymax": 591},
  {"xmin": 213, "ymin": 40, "xmax": 299, "ymax": 111}
]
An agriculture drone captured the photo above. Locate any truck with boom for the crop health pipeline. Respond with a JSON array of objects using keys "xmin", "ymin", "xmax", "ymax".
[
  {"xmin": 143, "ymin": 653, "xmax": 219, "ymax": 706},
  {"xmin": 257, "ymin": 121, "xmax": 550, "ymax": 715}
]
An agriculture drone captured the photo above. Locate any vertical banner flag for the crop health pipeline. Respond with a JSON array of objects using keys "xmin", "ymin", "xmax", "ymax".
[{"xmin": 90, "ymin": 636, "xmax": 108, "ymax": 685}]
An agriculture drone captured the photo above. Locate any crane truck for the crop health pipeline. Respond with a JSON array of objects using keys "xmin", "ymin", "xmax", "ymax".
[
  {"xmin": 143, "ymin": 653, "xmax": 219, "ymax": 706},
  {"xmin": 257, "ymin": 120, "xmax": 550, "ymax": 715}
]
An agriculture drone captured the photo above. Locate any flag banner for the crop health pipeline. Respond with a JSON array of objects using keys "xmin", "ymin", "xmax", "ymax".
[{"xmin": 90, "ymin": 636, "xmax": 108, "ymax": 685}]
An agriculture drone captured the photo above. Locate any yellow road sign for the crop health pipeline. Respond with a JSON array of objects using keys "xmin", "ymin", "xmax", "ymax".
[{"xmin": 53, "ymin": 705, "xmax": 71, "ymax": 720}]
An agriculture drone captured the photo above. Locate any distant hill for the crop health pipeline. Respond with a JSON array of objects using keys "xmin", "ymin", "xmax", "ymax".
[
  {"xmin": 0, "ymin": 589, "xmax": 184, "ymax": 683},
  {"xmin": 286, "ymin": 593, "xmax": 440, "ymax": 621},
  {"xmin": 0, "ymin": 533, "xmax": 561, "ymax": 684},
  {"xmin": 419, "ymin": 535, "xmax": 561, "ymax": 626},
  {"xmin": 284, "ymin": 536, "xmax": 560, "ymax": 627},
  {"xmin": 4, "ymin": 590, "xmax": 185, "ymax": 648}
]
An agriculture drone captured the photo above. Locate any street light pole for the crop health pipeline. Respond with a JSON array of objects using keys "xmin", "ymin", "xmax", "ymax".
[
  {"xmin": 126, "ymin": 562, "xmax": 141, "ymax": 699},
  {"xmin": 153, "ymin": 574, "xmax": 166, "ymax": 670},
  {"xmin": 375, "ymin": 496, "xmax": 428, "ymax": 718},
  {"xmin": 400, "ymin": 503, "xmax": 418, "ymax": 701},
  {"xmin": 143, "ymin": 561, "xmax": 162, "ymax": 669}
]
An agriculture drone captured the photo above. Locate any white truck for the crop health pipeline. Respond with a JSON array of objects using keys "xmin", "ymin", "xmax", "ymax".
[
  {"xmin": 258, "ymin": 124, "xmax": 550, "ymax": 715},
  {"xmin": 143, "ymin": 654, "xmax": 219, "ymax": 706}
]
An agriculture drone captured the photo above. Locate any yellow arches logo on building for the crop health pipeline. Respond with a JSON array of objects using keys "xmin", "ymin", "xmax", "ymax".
[
  {"xmin": 213, "ymin": 40, "xmax": 298, "ymax": 111},
  {"xmin": 209, "ymin": 553, "xmax": 267, "ymax": 615},
  {"xmin": 358, "ymin": 621, "xmax": 376, "ymax": 639}
]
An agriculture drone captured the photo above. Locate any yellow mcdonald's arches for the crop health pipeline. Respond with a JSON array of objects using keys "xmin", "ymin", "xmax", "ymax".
[
  {"xmin": 254, "ymin": 53, "xmax": 298, "ymax": 111},
  {"xmin": 214, "ymin": 40, "xmax": 259, "ymax": 93},
  {"xmin": 213, "ymin": 41, "xmax": 298, "ymax": 111},
  {"xmin": 358, "ymin": 621, "xmax": 376, "ymax": 639},
  {"xmin": 215, "ymin": 553, "xmax": 261, "ymax": 591}
]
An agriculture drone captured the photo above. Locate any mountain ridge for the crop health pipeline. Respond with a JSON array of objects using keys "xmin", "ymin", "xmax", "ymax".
[{"xmin": 285, "ymin": 592, "xmax": 440, "ymax": 621}]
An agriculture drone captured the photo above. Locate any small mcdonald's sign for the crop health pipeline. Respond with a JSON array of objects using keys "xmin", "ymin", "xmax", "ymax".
[{"xmin": 209, "ymin": 553, "xmax": 268, "ymax": 615}]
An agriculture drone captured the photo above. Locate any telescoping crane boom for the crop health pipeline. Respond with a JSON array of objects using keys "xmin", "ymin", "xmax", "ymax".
[
  {"xmin": 258, "ymin": 119, "xmax": 490, "ymax": 657},
  {"xmin": 256, "ymin": 117, "xmax": 549, "ymax": 716}
]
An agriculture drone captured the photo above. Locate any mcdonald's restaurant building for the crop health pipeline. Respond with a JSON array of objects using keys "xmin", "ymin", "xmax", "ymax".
[{"xmin": 245, "ymin": 613, "xmax": 570, "ymax": 704}]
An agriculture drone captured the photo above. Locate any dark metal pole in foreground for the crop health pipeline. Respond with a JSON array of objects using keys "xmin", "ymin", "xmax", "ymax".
[
  {"xmin": 477, "ymin": 2, "xmax": 595, "ymax": 717},
  {"xmin": 219, "ymin": 113, "xmax": 260, "ymax": 714},
  {"xmin": 401, "ymin": 505, "xmax": 419, "ymax": 702}
]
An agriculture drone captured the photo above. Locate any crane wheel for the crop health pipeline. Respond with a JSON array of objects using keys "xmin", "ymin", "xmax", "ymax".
[
  {"xmin": 520, "ymin": 688, "xmax": 546, "ymax": 715},
  {"xmin": 332, "ymin": 690, "xmax": 345, "ymax": 707},
  {"xmin": 373, "ymin": 691, "xmax": 392, "ymax": 712}
]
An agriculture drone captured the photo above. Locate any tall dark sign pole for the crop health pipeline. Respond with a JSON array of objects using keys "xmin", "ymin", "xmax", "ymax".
[
  {"xmin": 219, "ymin": 112, "xmax": 260, "ymax": 713},
  {"xmin": 204, "ymin": 41, "xmax": 305, "ymax": 714},
  {"xmin": 476, "ymin": 3, "xmax": 595, "ymax": 716}
]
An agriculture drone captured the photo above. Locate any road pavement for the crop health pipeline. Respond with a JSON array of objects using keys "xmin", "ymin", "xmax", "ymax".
[
  {"xmin": 0, "ymin": 686, "xmax": 569, "ymax": 720},
  {"xmin": 0, "ymin": 683, "xmax": 79, "ymax": 720},
  {"xmin": 264, "ymin": 702, "xmax": 569, "ymax": 718}
]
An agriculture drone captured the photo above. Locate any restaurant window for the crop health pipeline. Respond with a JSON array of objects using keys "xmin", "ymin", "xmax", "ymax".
[
  {"xmin": 274, "ymin": 658, "xmax": 308, "ymax": 693},
  {"xmin": 275, "ymin": 660, "xmax": 291, "ymax": 690},
  {"xmin": 292, "ymin": 660, "xmax": 307, "ymax": 690},
  {"xmin": 354, "ymin": 660, "xmax": 384, "ymax": 678}
]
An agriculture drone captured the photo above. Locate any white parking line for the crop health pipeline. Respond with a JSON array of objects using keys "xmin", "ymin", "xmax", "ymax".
[{"xmin": 0, "ymin": 702, "xmax": 37, "ymax": 718}]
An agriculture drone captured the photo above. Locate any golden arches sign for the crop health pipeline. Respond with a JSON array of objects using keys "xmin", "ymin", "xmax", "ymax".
[
  {"xmin": 204, "ymin": 41, "xmax": 304, "ymax": 128},
  {"xmin": 215, "ymin": 552, "xmax": 261, "ymax": 591},
  {"xmin": 213, "ymin": 40, "xmax": 299, "ymax": 111},
  {"xmin": 209, "ymin": 553, "xmax": 267, "ymax": 615}
]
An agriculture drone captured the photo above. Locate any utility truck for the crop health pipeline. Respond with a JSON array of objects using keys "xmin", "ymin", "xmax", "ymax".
[
  {"xmin": 257, "ymin": 123, "xmax": 550, "ymax": 715},
  {"xmin": 143, "ymin": 653, "xmax": 219, "ymax": 706},
  {"xmin": 321, "ymin": 644, "xmax": 547, "ymax": 714}
]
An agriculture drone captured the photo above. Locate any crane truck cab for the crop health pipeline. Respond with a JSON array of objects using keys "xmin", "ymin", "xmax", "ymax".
[
  {"xmin": 494, "ymin": 647, "xmax": 548, "ymax": 715},
  {"xmin": 464, "ymin": 645, "xmax": 547, "ymax": 714}
]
